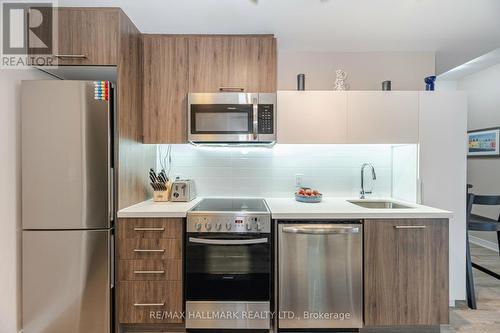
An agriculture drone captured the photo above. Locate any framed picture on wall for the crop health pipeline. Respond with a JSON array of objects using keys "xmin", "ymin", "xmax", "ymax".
[{"xmin": 468, "ymin": 127, "xmax": 500, "ymax": 157}]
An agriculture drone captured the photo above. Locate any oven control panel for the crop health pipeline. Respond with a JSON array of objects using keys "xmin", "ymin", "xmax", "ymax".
[{"xmin": 187, "ymin": 214, "xmax": 271, "ymax": 233}]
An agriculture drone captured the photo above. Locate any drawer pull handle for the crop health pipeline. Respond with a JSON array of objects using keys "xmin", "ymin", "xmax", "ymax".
[
  {"xmin": 133, "ymin": 227, "xmax": 165, "ymax": 231},
  {"xmin": 133, "ymin": 270, "xmax": 165, "ymax": 274},
  {"xmin": 219, "ymin": 87, "xmax": 244, "ymax": 92},
  {"xmin": 133, "ymin": 302, "xmax": 165, "ymax": 307},
  {"xmin": 53, "ymin": 54, "xmax": 87, "ymax": 59},
  {"xmin": 394, "ymin": 225, "xmax": 427, "ymax": 229},
  {"xmin": 133, "ymin": 249, "xmax": 165, "ymax": 253}
]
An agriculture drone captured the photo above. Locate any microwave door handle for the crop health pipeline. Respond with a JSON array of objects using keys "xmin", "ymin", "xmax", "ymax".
[
  {"xmin": 252, "ymin": 97, "xmax": 258, "ymax": 140},
  {"xmin": 188, "ymin": 237, "xmax": 268, "ymax": 245}
]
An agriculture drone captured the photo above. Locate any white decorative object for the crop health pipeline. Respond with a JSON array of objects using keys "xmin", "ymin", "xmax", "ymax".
[{"xmin": 334, "ymin": 69, "xmax": 348, "ymax": 91}]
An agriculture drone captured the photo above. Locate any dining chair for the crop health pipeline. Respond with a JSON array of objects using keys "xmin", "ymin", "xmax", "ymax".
[{"xmin": 466, "ymin": 193, "xmax": 500, "ymax": 309}]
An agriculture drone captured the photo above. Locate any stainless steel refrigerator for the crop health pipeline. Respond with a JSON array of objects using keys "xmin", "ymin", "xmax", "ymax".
[{"xmin": 21, "ymin": 80, "xmax": 114, "ymax": 333}]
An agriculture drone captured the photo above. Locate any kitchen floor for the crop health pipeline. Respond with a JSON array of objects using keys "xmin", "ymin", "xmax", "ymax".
[{"xmin": 443, "ymin": 243, "xmax": 500, "ymax": 333}]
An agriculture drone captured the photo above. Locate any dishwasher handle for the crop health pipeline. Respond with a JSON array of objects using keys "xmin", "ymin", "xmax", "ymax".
[{"xmin": 282, "ymin": 225, "xmax": 360, "ymax": 235}]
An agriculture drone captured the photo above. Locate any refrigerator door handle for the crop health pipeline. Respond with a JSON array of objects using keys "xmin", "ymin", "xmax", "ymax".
[
  {"xmin": 110, "ymin": 233, "xmax": 115, "ymax": 289},
  {"xmin": 109, "ymin": 167, "xmax": 114, "ymax": 222}
]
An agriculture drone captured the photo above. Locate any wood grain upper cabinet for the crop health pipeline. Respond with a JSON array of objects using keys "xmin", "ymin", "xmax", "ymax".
[
  {"xmin": 53, "ymin": 8, "xmax": 119, "ymax": 65},
  {"xmin": 142, "ymin": 35, "xmax": 189, "ymax": 143},
  {"xmin": 347, "ymin": 92, "xmax": 419, "ymax": 143},
  {"xmin": 277, "ymin": 91, "xmax": 348, "ymax": 143},
  {"xmin": 188, "ymin": 35, "xmax": 277, "ymax": 93},
  {"xmin": 364, "ymin": 219, "xmax": 449, "ymax": 327}
]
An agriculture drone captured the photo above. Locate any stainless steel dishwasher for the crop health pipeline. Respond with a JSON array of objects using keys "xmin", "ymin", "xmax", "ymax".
[{"xmin": 278, "ymin": 221, "xmax": 363, "ymax": 329}]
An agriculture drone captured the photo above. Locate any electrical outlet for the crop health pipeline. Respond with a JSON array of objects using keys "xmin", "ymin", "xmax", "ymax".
[{"xmin": 295, "ymin": 174, "xmax": 304, "ymax": 187}]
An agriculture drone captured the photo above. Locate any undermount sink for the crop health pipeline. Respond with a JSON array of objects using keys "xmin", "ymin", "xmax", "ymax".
[{"xmin": 348, "ymin": 200, "xmax": 412, "ymax": 209}]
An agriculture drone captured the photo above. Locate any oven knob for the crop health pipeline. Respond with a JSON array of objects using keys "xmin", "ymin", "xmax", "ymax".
[
  {"xmin": 205, "ymin": 222, "xmax": 212, "ymax": 231},
  {"xmin": 195, "ymin": 222, "xmax": 202, "ymax": 231},
  {"xmin": 246, "ymin": 223, "xmax": 252, "ymax": 231},
  {"xmin": 254, "ymin": 222, "xmax": 262, "ymax": 231},
  {"xmin": 215, "ymin": 223, "xmax": 222, "ymax": 231},
  {"xmin": 226, "ymin": 223, "xmax": 232, "ymax": 230}
]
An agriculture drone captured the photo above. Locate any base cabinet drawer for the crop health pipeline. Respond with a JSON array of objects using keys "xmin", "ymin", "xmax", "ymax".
[
  {"xmin": 118, "ymin": 218, "xmax": 183, "ymax": 239},
  {"xmin": 118, "ymin": 238, "xmax": 182, "ymax": 260},
  {"xmin": 118, "ymin": 281, "xmax": 183, "ymax": 324},
  {"xmin": 119, "ymin": 259, "xmax": 182, "ymax": 281}
]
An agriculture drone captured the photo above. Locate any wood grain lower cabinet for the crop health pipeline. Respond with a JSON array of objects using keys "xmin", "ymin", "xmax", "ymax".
[
  {"xmin": 364, "ymin": 219, "xmax": 449, "ymax": 326},
  {"xmin": 118, "ymin": 259, "xmax": 182, "ymax": 281},
  {"xmin": 118, "ymin": 218, "xmax": 183, "ymax": 240},
  {"xmin": 118, "ymin": 281, "xmax": 183, "ymax": 324},
  {"xmin": 118, "ymin": 238, "xmax": 181, "ymax": 260},
  {"xmin": 117, "ymin": 218, "xmax": 183, "ymax": 326}
]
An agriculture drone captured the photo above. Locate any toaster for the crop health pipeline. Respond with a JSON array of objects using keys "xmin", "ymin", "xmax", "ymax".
[{"xmin": 170, "ymin": 179, "xmax": 196, "ymax": 202}]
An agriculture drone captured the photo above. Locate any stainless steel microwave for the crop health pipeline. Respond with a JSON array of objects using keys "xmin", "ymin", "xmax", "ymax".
[{"xmin": 188, "ymin": 93, "xmax": 276, "ymax": 144}]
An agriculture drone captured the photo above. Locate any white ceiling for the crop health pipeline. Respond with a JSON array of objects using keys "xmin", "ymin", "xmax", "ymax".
[{"xmin": 59, "ymin": 0, "xmax": 500, "ymax": 71}]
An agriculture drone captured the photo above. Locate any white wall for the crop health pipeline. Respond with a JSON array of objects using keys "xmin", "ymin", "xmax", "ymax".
[
  {"xmin": 157, "ymin": 144, "xmax": 420, "ymax": 198},
  {"xmin": 278, "ymin": 51, "xmax": 435, "ymax": 91},
  {"xmin": 458, "ymin": 63, "xmax": 500, "ymax": 248},
  {"xmin": 0, "ymin": 69, "xmax": 53, "ymax": 333}
]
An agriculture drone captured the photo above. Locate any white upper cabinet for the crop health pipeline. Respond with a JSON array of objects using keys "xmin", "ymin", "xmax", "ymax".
[
  {"xmin": 347, "ymin": 92, "xmax": 419, "ymax": 144},
  {"xmin": 277, "ymin": 91, "xmax": 420, "ymax": 144},
  {"xmin": 277, "ymin": 91, "xmax": 348, "ymax": 143}
]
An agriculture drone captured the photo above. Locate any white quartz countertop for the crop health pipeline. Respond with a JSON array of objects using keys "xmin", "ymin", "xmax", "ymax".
[
  {"xmin": 117, "ymin": 197, "xmax": 452, "ymax": 219},
  {"xmin": 117, "ymin": 198, "xmax": 202, "ymax": 218},
  {"xmin": 264, "ymin": 197, "xmax": 452, "ymax": 219}
]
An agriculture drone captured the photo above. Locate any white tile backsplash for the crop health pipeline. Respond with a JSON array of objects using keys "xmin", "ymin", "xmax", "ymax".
[
  {"xmin": 392, "ymin": 144, "xmax": 418, "ymax": 202},
  {"xmin": 157, "ymin": 144, "xmax": 415, "ymax": 198}
]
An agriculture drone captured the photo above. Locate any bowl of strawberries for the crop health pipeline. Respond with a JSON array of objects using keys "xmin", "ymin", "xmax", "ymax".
[{"xmin": 295, "ymin": 187, "xmax": 322, "ymax": 203}]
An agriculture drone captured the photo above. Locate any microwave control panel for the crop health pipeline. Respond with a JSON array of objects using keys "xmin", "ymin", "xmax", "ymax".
[{"xmin": 258, "ymin": 104, "xmax": 274, "ymax": 134}]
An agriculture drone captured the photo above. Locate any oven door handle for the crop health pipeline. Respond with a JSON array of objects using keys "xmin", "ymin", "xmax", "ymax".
[{"xmin": 188, "ymin": 237, "xmax": 268, "ymax": 245}]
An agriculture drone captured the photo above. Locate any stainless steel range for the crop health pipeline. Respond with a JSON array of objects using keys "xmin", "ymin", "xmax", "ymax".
[{"xmin": 185, "ymin": 198, "xmax": 272, "ymax": 331}]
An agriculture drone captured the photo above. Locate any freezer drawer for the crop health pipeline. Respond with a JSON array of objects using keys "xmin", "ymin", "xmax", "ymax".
[
  {"xmin": 22, "ymin": 229, "xmax": 112, "ymax": 333},
  {"xmin": 278, "ymin": 223, "xmax": 363, "ymax": 329}
]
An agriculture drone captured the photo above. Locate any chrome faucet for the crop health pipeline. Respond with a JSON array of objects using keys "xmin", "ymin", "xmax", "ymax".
[{"xmin": 360, "ymin": 163, "xmax": 377, "ymax": 199}]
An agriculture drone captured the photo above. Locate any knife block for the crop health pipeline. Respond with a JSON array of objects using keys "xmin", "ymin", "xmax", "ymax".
[{"xmin": 152, "ymin": 181, "xmax": 171, "ymax": 202}]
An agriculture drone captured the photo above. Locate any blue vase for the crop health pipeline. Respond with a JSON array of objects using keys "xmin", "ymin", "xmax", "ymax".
[{"xmin": 425, "ymin": 75, "xmax": 436, "ymax": 91}]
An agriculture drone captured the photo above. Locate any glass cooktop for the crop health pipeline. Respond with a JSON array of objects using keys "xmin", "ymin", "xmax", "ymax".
[{"xmin": 191, "ymin": 198, "xmax": 269, "ymax": 213}]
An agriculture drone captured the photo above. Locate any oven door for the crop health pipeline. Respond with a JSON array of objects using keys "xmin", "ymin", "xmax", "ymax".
[
  {"xmin": 185, "ymin": 233, "xmax": 271, "ymax": 301},
  {"xmin": 188, "ymin": 93, "xmax": 259, "ymax": 143}
]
